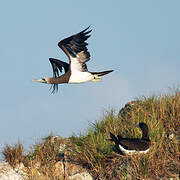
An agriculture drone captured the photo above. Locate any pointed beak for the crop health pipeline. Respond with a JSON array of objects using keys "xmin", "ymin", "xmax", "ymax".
[
  {"xmin": 133, "ymin": 123, "xmax": 139, "ymax": 127},
  {"xmin": 32, "ymin": 79, "xmax": 47, "ymax": 83}
]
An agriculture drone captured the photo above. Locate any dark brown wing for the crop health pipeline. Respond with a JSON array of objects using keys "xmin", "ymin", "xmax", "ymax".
[
  {"xmin": 58, "ymin": 26, "xmax": 92, "ymax": 72},
  {"xmin": 49, "ymin": 58, "xmax": 69, "ymax": 94},
  {"xmin": 109, "ymin": 132, "xmax": 119, "ymax": 145},
  {"xmin": 119, "ymin": 139, "xmax": 150, "ymax": 151},
  {"xmin": 49, "ymin": 58, "xmax": 69, "ymax": 78}
]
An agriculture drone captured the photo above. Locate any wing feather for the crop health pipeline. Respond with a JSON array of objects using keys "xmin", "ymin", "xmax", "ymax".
[
  {"xmin": 119, "ymin": 139, "xmax": 150, "ymax": 151},
  {"xmin": 49, "ymin": 58, "xmax": 69, "ymax": 78},
  {"xmin": 58, "ymin": 26, "xmax": 92, "ymax": 72},
  {"xmin": 49, "ymin": 58, "xmax": 69, "ymax": 94}
]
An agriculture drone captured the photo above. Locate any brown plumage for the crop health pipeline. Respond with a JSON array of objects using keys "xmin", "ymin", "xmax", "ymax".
[{"xmin": 110, "ymin": 122, "xmax": 151, "ymax": 154}]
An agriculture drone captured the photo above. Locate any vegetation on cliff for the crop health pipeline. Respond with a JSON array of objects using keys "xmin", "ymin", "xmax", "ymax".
[{"xmin": 2, "ymin": 89, "xmax": 180, "ymax": 179}]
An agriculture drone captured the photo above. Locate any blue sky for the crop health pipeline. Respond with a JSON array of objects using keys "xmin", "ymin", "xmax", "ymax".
[{"xmin": 0, "ymin": 1, "xmax": 180, "ymax": 156}]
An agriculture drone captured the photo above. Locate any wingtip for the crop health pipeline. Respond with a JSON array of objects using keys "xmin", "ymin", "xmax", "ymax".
[
  {"xmin": 81, "ymin": 25, "xmax": 93, "ymax": 34},
  {"xmin": 84, "ymin": 25, "xmax": 92, "ymax": 30},
  {"xmin": 110, "ymin": 132, "xmax": 115, "ymax": 138},
  {"xmin": 109, "ymin": 70, "xmax": 114, "ymax": 73},
  {"xmin": 106, "ymin": 70, "xmax": 114, "ymax": 75}
]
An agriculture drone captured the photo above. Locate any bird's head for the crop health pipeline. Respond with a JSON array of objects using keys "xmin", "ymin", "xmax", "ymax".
[
  {"xmin": 135, "ymin": 122, "xmax": 148, "ymax": 131},
  {"xmin": 32, "ymin": 77, "xmax": 51, "ymax": 84},
  {"xmin": 134, "ymin": 122, "xmax": 149, "ymax": 139}
]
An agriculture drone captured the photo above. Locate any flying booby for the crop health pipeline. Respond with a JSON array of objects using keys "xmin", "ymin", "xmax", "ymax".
[
  {"xmin": 110, "ymin": 122, "xmax": 150, "ymax": 155},
  {"xmin": 32, "ymin": 26, "xmax": 113, "ymax": 93}
]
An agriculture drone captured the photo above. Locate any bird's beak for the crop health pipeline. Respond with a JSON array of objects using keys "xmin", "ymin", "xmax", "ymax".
[
  {"xmin": 32, "ymin": 79, "xmax": 47, "ymax": 83},
  {"xmin": 133, "ymin": 123, "xmax": 139, "ymax": 127}
]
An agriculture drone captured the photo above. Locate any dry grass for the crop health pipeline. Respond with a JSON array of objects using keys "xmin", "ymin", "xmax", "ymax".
[
  {"xmin": 1, "ymin": 89, "xmax": 180, "ymax": 179},
  {"xmin": 68, "ymin": 90, "xmax": 180, "ymax": 179},
  {"xmin": 2, "ymin": 135, "xmax": 67, "ymax": 179},
  {"xmin": 2, "ymin": 142, "xmax": 24, "ymax": 168},
  {"xmin": 25, "ymin": 135, "xmax": 68, "ymax": 179}
]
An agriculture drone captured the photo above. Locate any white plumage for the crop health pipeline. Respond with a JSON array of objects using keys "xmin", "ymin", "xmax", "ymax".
[
  {"xmin": 68, "ymin": 72, "xmax": 94, "ymax": 83},
  {"xmin": 119, "ymin": 144, "xmax": 150, "ymax": 155}
]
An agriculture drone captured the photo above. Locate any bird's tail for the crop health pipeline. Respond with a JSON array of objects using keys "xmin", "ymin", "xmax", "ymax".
[
  {"xmin": 90, "ymin": 70, "xmax": 113, "ymax": 82},
  {"xmin": 109, "ymin": 132, "xmax": 119, "ymax": 146},
  {"xmin": 91, "ymin": 70, "xmax": 113, "ymax": 76}
]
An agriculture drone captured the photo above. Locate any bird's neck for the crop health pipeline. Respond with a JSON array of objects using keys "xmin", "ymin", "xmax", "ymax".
[
  {"xmin": 142, "ymin": 131, "xmax": 149, "ymax": 140},
  {"xmin": 47, "ymin": 75, "xmax": 69, "ymax": 84}
]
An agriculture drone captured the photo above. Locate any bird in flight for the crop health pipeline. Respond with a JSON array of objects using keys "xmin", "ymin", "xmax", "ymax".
[{"xmin": 33, "ymin": 26, "xmax": 113, "ymax": 93}]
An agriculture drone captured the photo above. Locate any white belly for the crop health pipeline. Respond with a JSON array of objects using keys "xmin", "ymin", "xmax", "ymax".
[
  {"xmin": 119, "ymin": 144, "xmax": 150, "ymax": 154},
  {"xmin": 68, "ymin": 72, "xmax": 94, "ymax": 83}
]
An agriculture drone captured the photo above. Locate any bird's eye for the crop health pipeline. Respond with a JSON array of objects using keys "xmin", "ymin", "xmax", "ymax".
[{"xmin": 42, "ymin": 78, "xmax": 45, "ymax": 81}]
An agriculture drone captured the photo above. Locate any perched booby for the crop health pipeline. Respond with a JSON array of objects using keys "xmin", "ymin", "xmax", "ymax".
[
  {"xmin": 110, "ymin": 122, "xmax": 150, "ymax": 155},
  {"xmin": 32, "ymin": 26, "xmax": 113, "ymax": 93}
]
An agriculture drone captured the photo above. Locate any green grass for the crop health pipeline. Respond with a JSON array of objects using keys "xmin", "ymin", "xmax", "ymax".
[
  {"xmin": 2, "ymin": 89, "xmax": 180, "ymax": 179},
  {"xmin": 68, "ymin": 89, "xmax": 180, "ymax": 179}
]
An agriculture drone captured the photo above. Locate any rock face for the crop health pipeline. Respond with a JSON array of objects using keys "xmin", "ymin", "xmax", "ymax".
[
  {"xmin": 52, "ymin": 160, "xmax": 93, "ymax": 180},
  {"xmin": 0, "ymin": 136, "xmax": 94, "ymax": 180},
  {"xmin": 0, "ymin": 162, "xmax": 26, "ymax": 180},
  {"xmin": 69, "ymin": 172, "xmax": 93, "ymax": 180},
  {"xmin": 0, "ymin": 161, "xmax": 93, "ymax": 180},
  {"xmin": 118, "ymin": 101, "xmax": 137, "ymax": 120},
  {"xmin": 64, "ymin": 161, "xmax": 93, "ymax": 180}
]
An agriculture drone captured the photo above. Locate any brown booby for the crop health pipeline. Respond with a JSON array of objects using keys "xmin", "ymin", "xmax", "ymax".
[
  {"xmin": 110, "ymin": 122, "xmax": 150, "ymax": 155},
  {"xmin": 32, "ymin": 26, "xmax": 113, "ymax": 93}
]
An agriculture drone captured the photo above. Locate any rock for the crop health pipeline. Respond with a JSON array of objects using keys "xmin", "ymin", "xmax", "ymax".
[
  {"xmin": 0, "ymin": 160, "xmax": 94, "ymax": 180},
  {"xmin": 69, "ymin": 172, "xmax": 93, "ymax": 180},
  {"xmin": 0, "ymin": 162, "xmax": 26, "ymax": 180},
  {"xmin": 65, "ymin": 161, "xmax": 86, "ymax": 176},
  {"xmin": 54, "ymin": 161, "xmax": 65, "ymax": 179},
  {"xmin": 118, "ymin": 101, "xmax": 137, "ymax": 120}
]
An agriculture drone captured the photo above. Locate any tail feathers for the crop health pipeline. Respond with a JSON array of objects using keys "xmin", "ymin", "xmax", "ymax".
[
  {"xmin": 117, "ymin": 135, "xmax": 122, "ymax": 141},
  {"xmin": 91, "ymin": 70, "xmax": 113, "ymax": 77},
  {"xmin": 110, "ymin": 132, "xmax": 120, "ymax": 145}
]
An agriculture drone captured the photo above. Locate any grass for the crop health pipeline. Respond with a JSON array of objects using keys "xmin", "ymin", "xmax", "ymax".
[
  {"xmin": 1, "ymin": 89, "xmax": 180, "ymax": 179},
  {"xmin": 2, "ymin": 142, "xmax": 24, "ymax": 168}
]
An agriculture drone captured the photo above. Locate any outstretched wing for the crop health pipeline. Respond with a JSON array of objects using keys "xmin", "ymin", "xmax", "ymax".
[
  {"xmin": 58, "ymin": 26, "xmax": 92, "ymax": 72},
  {"xmin": 49, "ymin": 58, "xmax": 69, "ymax": 78},
  {"xmin": 49, "ymin": 58, "xmax": 69, "ymax": 94}
]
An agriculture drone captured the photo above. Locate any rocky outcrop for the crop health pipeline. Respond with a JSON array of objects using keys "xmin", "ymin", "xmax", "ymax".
[
  {"xmin": 0, "ymin": 135, "xmax": 94, "ymax": 180},
  {"xmin": 53, "ymin": 160, "xmax": 93, "ymax": 180},
  {"xmin": 0, "ymin": 160, "xmax": 93, "ymax": 180},
  {"xmin": 0, "ymin": 162, "xmax": 26, "ymax": 180}
]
